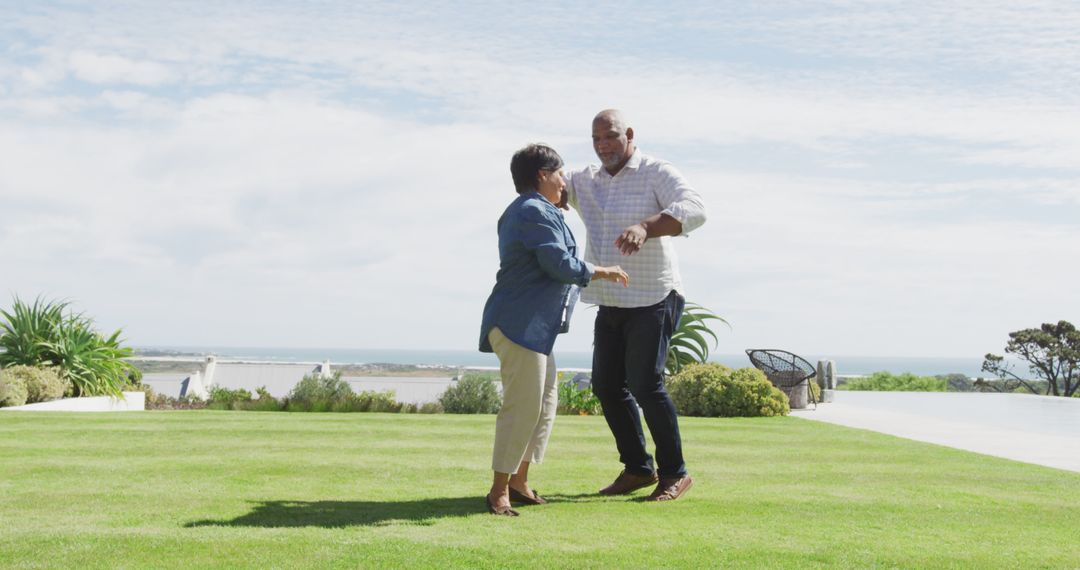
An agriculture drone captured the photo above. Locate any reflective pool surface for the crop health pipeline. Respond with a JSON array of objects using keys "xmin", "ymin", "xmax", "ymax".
[
  {"xmin": 832, "ymin": 391, "xmax": 1080, "ymax": 438},
  {"xmin": 796, "ymin": 391, "xmax": 1080, "ymax": 472}
]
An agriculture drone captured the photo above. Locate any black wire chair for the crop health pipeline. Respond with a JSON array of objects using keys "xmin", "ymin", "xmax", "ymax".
[{"xmin": 745, "ymin": 349, "xmax": 817, "ymax": 409}]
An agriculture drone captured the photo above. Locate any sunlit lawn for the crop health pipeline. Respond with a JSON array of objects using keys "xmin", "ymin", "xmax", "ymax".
[{"xmin": 1, "ymin": 411, "xmax": 1078, "ymax": 569}]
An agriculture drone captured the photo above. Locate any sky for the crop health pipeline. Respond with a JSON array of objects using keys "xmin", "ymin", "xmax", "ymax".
[{"xmin": 1, "ymin": 1, "xmax": 1078, "ymax": 359}]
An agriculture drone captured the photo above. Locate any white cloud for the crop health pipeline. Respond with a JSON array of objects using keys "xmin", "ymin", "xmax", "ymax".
[
  {"xmin": 672, "ymin": 169, "xmax": 1080, "ymax": 357},
  {"xmin": 68, "ymin": 51, "xmax": 173, "ymax": 86},
  {"xmin": 1, "ymin": 1, "xmax": 1078, "ymax": 358}
]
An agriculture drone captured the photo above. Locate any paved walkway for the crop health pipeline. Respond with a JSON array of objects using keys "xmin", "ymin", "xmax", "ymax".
[{"xmin": 791, "ymin": 391, "xmax": 1080, "ymax": 473}]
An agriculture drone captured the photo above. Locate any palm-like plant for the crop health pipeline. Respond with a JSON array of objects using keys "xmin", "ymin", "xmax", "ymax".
[
  {"xmin": 0, "ymin": 297, "xmax": 68, "ymax": 368},
  {"xmin": 666, "ymin": 302, "xmax": 728, "ymax": 376},
  {"xmin": 0, "ymin": 296, "xmax": 136, "ymax": 397},
  {"xmin": 41, "ymin": 320, "xmax": 135, "ymax": 397}
]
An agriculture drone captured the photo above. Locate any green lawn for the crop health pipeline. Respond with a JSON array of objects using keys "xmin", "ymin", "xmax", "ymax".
[{"xmin": 1, "ymin": 412, "xmax": 1078, "ymax": 569}]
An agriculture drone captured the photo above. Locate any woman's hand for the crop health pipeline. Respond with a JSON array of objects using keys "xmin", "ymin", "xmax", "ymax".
[{"xmin": 593, "ymin": 266, "xmax": 630, "ymax": 287}]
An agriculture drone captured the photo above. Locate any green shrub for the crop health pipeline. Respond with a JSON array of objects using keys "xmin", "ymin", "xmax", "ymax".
[
  {"xmin": 240, "ymin": 397, "xmax": 285, "ymax": 412},
  {"xmin": 939, "ymin": 373, "xmax": 973, "ymax": 392},
  {"xmin": 0, "ymin": 296, "xmax": 136, "ymax": 397},
  {"xmin": 397, "ymin": 401, "xmax": 445, "ymax": 414},
  {"xmin": 232, "ymin": 386, "xmax": 283, "ymax": 412},
  {"xmin": 285, "ymin": 398, "xmax": 332, "ymax": 413},
  {"xmin": 137, "ymin": 384, "xmax": 207, "ymax": 410},
  {"xmin": 416, "ymin": 402, "xmax": 444, "ymax": 414},
  {"xmin": 0, "ymin": 370, "xmax": 29, "ymax": 407},
  {"xmin": 281, "ymin": 373, "xmax": 407, "ymax": 413},
  {"xmin": 209, "ymin": 385, "xmax": 287, "ymax": 411},
  {"xmin": 668, "ymin": 363, "xmax": 789, "ymax": 417},
  {"xmin": 1, "ymin": 365, "xmax": 66, "ymax": 403},
  {"xmin": 839, "ymin": 371, "xmax": 947, "ymax": 392},
  {"xmin": 330, "ymin": 390, "xmax": 401, "ymax": 413},
  {"xmin": 125, "ymin": 367, "xmax": 144, "ymax": 389},
  {"xmin": 358, "ymin": 390, "xmax": 401, "ymax": 413},
  {"xmin": 208, "ymin": 386, "xmax": 254, "ymax": 410},
  {"xmin": 288, "ymin": 371, "xmax": 352, "ymax": 403},
  {"xmin": 440, "ymin": 373, "xmax": 501, "ymax": 414},
  {"xmin": 285, "ymin": 372, "xmax": 350, "ymax": 411},
  {"xmin": 557, "ymin": 380, "xmax": 601, "ymax": 415}
]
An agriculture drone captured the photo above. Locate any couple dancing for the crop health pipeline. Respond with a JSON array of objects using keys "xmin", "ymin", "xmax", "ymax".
[{"xmin": 478, "ymin": 109, "xmax": 708, "ymax": 516}]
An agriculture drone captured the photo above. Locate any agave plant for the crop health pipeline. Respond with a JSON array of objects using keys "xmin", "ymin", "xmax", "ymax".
[
  {"xmin": 665, "ymin": 302, "xmax": 728, "ymax": 376},
  {"xmin": 0, "ymin": 296, "xmax": 136, "ymax": 397},
  {"xmin": 0, "ymin": 297, "xmax": 68, "ymax": 368},
  {"xmin": 40, "ymin": 319, "xmax": 135, "ymax": 397}
]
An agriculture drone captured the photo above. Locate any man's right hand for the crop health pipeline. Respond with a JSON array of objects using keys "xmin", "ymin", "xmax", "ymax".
[
  {"xmin": 614, "ymin": 224, "xmax": 647, "ymax": 255},
  {"xmin": 592, "ymin": 266, "xmax": 629, "ymax": 287}
]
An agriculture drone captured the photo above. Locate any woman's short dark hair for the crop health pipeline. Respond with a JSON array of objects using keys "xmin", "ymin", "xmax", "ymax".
[{"xmin": 510, "ymin": 144, "xmax": 564, "ymax": 194}]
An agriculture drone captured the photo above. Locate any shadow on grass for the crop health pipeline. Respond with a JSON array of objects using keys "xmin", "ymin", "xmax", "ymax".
[
  {"xmin": 184, "ymin": 496, "xmax": 486, "ymax": 528},
  {"xmin": 184, "ymin": 492, "xmax": 621, "ymax": 528},
  {"xmin": 541, "ymin": 492, "xmax": 613, "ymax": 503}
]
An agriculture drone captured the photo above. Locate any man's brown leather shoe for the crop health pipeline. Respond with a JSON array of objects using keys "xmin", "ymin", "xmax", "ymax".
[
  {"xmin": 646, "ymin": 476, "xmax": 694, "ymax": 502},
  {"xmin": 598, "ymin": 470, "xmax": 659, "ymax": 495}
]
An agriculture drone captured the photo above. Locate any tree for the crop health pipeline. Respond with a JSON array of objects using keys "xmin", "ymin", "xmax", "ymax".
[{"xmin": 981, "ymin": 320, "xmax": 1080, "ymax": 397}]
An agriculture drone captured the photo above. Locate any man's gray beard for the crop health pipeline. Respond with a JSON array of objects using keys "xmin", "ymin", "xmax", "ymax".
[{"xmin": 599, "ymin": 155, "xmax": 621, "ymax": 168}]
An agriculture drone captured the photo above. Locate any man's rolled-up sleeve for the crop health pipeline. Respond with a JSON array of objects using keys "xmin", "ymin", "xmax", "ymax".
[{"xmin": 655, "ymin": 163, "xmax": 707, "ymax": 235}]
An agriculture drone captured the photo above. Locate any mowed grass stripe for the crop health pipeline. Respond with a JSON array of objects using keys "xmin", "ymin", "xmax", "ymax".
[{"xmin": 1, "ymin": 412, "xmax": 1078, "ymax": 569}]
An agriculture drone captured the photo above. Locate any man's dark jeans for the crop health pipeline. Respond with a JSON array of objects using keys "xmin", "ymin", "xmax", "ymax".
[{"xmin": 591, "ymin": 290, "xmax": 688, "ymax": 479}]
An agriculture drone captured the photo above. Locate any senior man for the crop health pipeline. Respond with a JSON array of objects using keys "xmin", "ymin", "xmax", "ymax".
[{"xmin": 564, "ymin": 109, "xmax": 707, "ymax": 502}]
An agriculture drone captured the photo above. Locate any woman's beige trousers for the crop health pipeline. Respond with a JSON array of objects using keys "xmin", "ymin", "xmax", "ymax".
[{"xmin": 488, "ymin": 327, "xmax": 559, "ymax": 474}]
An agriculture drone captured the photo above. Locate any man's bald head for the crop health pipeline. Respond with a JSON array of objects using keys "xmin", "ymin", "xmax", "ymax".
[
  {"xmin": 592, "ymin": 109, "xmax": 635, "ymax": 174},
  {"xmin": 593, "ymin": 109, "xmax": 629, "ymax": 132}
]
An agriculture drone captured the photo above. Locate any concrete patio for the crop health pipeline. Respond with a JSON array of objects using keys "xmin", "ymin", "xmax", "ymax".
[{"xmin": 792, "ymin": 391, "xmax": 1080, "ymax": 473}]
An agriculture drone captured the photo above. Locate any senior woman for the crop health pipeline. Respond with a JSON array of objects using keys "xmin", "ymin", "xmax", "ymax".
[{"xmin": 479, "ymin": 143, "xmax": 628, "ymax": 516}]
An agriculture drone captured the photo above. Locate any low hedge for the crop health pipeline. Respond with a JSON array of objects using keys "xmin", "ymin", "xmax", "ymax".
[
  {"xmin": 0, "ymin": 365, "xmax": 67, "ymax": 407},
  {"xmin": 286, "ymin": 389, "xmax": 401, "ymax": 413},
  {"xmin": 838, "ymin": 371, "xmax": 947, "ymax": 392},
  {"xmin": 0, "ymin": 369, "xmax": 29, "ymax": 407},
  {"xmin": 134, "ymin": 371, "xmax": 483, "ymax": 415}
]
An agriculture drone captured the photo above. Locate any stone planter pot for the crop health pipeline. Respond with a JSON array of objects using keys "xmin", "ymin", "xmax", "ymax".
[{"xmin": 781, "ymin": 383, "xmax": 809, "ymax": 409}]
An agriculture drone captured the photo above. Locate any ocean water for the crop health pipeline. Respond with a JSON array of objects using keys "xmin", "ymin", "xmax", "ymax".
[{"xmin": 135, "ymin": 345, "xmax": 1002, "ymax": 377}]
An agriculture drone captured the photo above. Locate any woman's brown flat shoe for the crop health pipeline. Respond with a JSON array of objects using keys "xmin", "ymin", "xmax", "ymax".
[
  {"xmin": 486, "ymin": 494, "xmax": 519, "ymax": 516},
  {"xmin": 509, "ymin": 487, "xmax": 547, "ymax": 505}
]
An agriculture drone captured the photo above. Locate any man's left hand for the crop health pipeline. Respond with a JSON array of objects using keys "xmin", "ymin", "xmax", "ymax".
[{"xmin": 615, "ymin": 224, "xmax": 647, "ymax": 256}]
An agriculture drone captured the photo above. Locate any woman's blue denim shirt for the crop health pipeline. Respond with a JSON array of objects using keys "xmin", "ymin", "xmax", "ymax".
[{"xmin": 479, "ymin": 191, "xmax": 594, "ymax": 356}]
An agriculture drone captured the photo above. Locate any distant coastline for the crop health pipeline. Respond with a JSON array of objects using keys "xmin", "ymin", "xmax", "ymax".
[{"xmin": 133, "ymin": 346, "xmax": 1004, "ymax": 378}]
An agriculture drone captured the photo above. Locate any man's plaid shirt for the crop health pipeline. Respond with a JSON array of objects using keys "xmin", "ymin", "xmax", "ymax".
[{"xmin": 566, "ymin": 149, "xmax": 707, "ymax": 308}]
